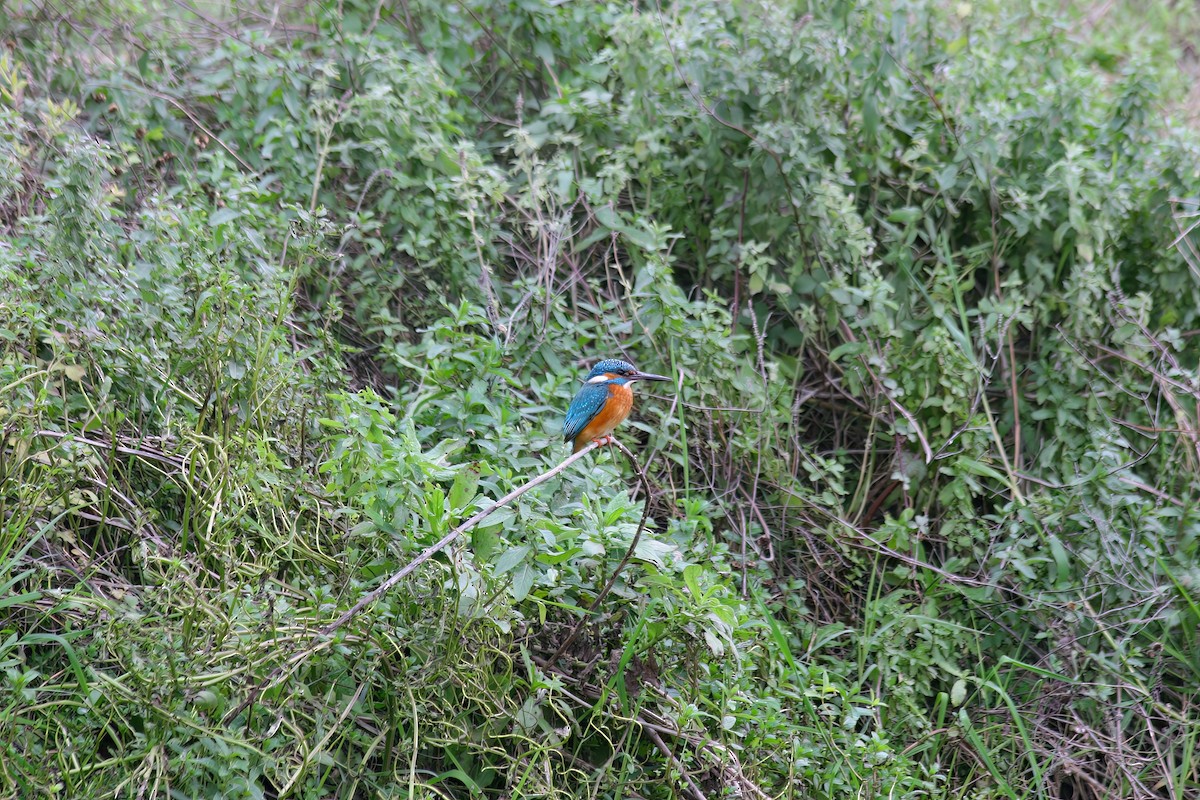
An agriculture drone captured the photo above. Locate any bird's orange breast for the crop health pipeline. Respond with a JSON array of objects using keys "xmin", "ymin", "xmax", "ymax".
[{"xmin": 574, "ymin": 383, "xmax": 633, "ymax": 451}]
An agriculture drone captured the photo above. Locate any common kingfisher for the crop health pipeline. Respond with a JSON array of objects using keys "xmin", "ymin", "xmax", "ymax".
[{"xmin": 563, "ymin": 359, "xmax": 670, "ymax": 453}]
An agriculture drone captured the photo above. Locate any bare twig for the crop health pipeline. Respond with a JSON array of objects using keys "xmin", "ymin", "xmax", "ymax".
[
  {"xmin": 33, "ymin": 430, "xmax": 188, "ymax": 471},
  {"xmin": 226, "ymin": 439, "xmax": 607, "ymax": 725},
  {"xmin": 324, "ymin": 440, "xmax": 603, "ymax": 636},
  {"xmin": 137, "ymin": 87, "xmax": 255, "ymax": 173},
  {"xmin": 643, "ymin": 726, "xmax": 709, "ymax": 800},
  {"xmin": 458, "ymin": 150, "xmax": 502, "ymax": 331},
  {"xmin": 652, "ymin": 0, "xmax": 806, "ymax": 231},
  {"xmin": 838, "ymin": 321, "xmax": 935, "ymax": 464},
  {"xmin": 547, "ymin": 439, "xmax": 655, "ymax": 666}
]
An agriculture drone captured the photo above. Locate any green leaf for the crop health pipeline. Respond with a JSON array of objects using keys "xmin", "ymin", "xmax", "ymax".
[
  {"xmin": 951, "ymin": 679, "xmax": 967, "ymax": 707},
  {"xmin": 536, "ymin": 547, "xmax": 581, "ymax": 566},
  {"xmin": 208, "ymin": 208, "xmax": 240, "ymax": 226},
  {"xmin": 594, "ymin": 205, "xmax": 621, "ymax": 230},
  {"xmin": 634, "ymin": 538, "xmax": 675, "ymax": 569},
  {"xmin": 448, "ymin": 467, "xmax": 479, "ymax": 513},
  {"xmin": 1047, "ymin": 534, "xmax": 1070, "ymax": 586},
  {"xmin": 495, "ymin": 545, "xmax": 530, "ymax": 576},
  {"xmin": 510, "ymin": 563, "xmax": 535, "ymax": 601},
  {"xmin": 472, "ymin": 526, "xmax": 499, "ymax": 563},
  {"xmin": 683, "ymin": 564, "xmax": 703, "ymax": 600},
  {"xmin": 955, "ymin": 457, "xmax": 1007, "ymax": 484},
  {"xmin": 828, "ymin": 342, "xmax": 867, "ymax": 362},
  {"xmin": 887, "ymin": 206, "xmax": 923, "ymax": 224}
]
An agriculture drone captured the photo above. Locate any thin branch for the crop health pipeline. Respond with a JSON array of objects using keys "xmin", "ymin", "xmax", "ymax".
[
  {"xmin": 33, "ymin": 429, "xmax": 190, "ymax": 472},
  {"xmin": 643, "ymin": 726, "xmax": 709, "ymax": 800},
  {"xmin": 459, "ymin": 149, "xmax": 502, "ymax": 331},
  {"xmin": 838, "ymin": 321, "xmax": 935, "ymax": 464},
  {"xmin": 547, "ymin": 439, "xmax": 654, "ymax": 666},
  {"xmin": 226, "ymin": 440, "xmax": 606, "ymax": 725},
  {"xmin": 323, "ymin": 440, "xmax": 602, "ymax": 636},
  {"xmin": 138, "ymin": 87, "xmax": 255, "ymax": 173},
  {"xmin": 652, "ymin": 0, "xmax": 807, "ymax": 231}
]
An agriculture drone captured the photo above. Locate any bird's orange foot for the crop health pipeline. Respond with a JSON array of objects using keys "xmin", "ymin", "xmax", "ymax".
[{"xmin": 591, "ymin": 435, "xmax": 615, "ymax": 448}]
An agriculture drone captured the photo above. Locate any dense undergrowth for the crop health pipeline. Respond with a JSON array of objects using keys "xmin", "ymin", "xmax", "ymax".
[{"xmin": 2, "ymin": 0, "xmax": 1200, "ymax": 797}]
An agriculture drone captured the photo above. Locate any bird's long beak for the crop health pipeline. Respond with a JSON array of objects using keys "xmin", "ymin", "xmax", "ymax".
[{"xmin": 632, "ymin": 371, "xmax": 671, "ymax": 383}]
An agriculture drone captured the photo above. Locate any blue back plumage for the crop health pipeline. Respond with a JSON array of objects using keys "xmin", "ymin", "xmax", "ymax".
[
  {"xmin": 563, "ymin": 359, "xmax": 643, "ymax": 442},
  {"xmin": 563, "ymin": 382, "xmax": 610, "ymax": 442}
]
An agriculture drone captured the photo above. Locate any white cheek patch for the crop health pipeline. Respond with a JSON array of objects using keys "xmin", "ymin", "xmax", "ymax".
[{"xmin": 587, "ymin": 374, "xmax": 611, "ymax": 384}]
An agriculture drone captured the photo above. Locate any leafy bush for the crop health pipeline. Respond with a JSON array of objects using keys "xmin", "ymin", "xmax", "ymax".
[{"xmin": 3, "ymin": 0, "xmax": 1200, "ymax": 797}]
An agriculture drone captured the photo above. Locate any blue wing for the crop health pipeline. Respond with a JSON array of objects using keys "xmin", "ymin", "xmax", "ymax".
[{"xmin": 563, "ymin": 383, "xmax": 609, "ymax": 442}]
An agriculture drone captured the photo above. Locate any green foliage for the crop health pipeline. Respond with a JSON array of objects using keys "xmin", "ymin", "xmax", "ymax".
[{"xmin": 3, "ymin": 0, "xmax": 1200, "ymax": 797}]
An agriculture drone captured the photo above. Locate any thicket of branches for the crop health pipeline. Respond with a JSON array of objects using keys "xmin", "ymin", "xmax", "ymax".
[{"xmin": 2, "ymin": 0, "xmax": 1200, "ymax": 797}]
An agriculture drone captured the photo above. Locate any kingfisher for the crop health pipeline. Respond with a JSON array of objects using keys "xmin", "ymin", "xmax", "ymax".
[{"xmin": 563, "ymin": 359, "xmax": 670, "ymax": 453}]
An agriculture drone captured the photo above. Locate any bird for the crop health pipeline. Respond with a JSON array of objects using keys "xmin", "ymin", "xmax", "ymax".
[{"xmin": 563, "ymin": 359, "xmax": 670, "ymax": 453}]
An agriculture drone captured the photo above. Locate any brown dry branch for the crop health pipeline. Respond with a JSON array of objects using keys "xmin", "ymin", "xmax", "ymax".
[
  {"xmin": 33, "ymin": 429, "xmax": 190, "ymax": 473},
  {"xmin": 643, "ymin": 726, "xmax": 709, "ymax": 800},
  {"xmin": 528, "ymin": 652, "xmax": 773, "ymax": 800},
  {"xmin": 837, "ymin": 320, "xmax": 935, "ymax": 464},
  {"xmin": 1108, "ymin": 291, "xmax": 1200, "ymax": 472}
]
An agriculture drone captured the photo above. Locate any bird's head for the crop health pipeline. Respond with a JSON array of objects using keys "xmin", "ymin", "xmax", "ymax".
[{"xmin": 583, "ymin": 359, "xmax": 670, "ymax": 386}]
